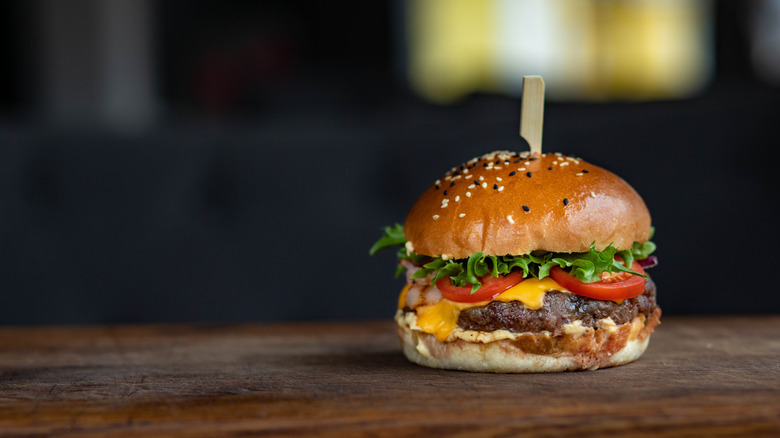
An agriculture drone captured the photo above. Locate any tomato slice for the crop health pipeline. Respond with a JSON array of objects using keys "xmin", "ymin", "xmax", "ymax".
[
  {"xmin": 436, "ymin": 270, "xmax": 525, "ymax": 303},
  {"xmin": 549, "ymin": 261, "xmax": 646, "ymax": 300}
]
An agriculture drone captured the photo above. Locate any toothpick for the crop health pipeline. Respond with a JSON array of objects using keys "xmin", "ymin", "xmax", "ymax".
[{"xmin": 520, "ymin": 76, "xmax": 545, "ymax": 155}]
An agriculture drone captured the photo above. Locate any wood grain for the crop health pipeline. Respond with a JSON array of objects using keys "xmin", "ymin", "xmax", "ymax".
[{"xmin": 1, "ymin": 317, "xmax": 779, "ymax": 437}]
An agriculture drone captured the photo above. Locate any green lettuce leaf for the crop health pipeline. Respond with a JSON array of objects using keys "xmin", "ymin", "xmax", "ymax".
[{"xmin": 369, "ymin": 224, "xmax": 656, "ymax": 292}]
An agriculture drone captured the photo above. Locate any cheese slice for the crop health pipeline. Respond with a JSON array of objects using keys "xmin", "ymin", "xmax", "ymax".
[{"xmin": 407, "ymin": 278, "xmax": 564, "ymax": 342}]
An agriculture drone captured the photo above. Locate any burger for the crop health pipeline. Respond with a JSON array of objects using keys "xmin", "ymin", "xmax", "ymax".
[{"xmin": 370, "ymin": 150, "xmax": 659, "ymax": 373}]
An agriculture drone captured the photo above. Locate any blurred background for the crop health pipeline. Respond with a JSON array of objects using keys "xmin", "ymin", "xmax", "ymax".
[{"xmin": 1, "ymin": 0, "xmax": 778, "ymax": 325}]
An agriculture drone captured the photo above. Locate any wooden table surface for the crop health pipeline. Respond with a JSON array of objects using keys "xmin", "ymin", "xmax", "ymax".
[{"xmin": 0, "ymin": 316, "xmax": 778, "ymax": 437}]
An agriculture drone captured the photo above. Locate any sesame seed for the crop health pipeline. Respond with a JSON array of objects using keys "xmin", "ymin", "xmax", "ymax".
[
  {"xmin": 455, "ymin": 195, "xmax": 460, "ymax": 202},
  {"xmin": 504, "ymin": 161, "xmax": 510, "ymax": 165},
  {"xmin": 493, "ymin": 184, "xmax": 499, "ymax": 190},
  {"xmin": 435, "ymin": 185, "xmax": 440, "ymax": 190},
  {"xmin": 443, "ymin": 190, "xmax": 448, "ymax": 195},
  {"xmin": 494, "ymin": 166, "xmax": 502, "ymax": 169},
  {"xmin": 526, "ymin": 172, "xmax": 532, "ymax": 177},
  {"xmin": 459, "ymin": 213, "xmax": 466, "ymax": 218},
  {"xmin": 509, "ymin": 171, "xmax": 516, "ymax": 176},
  {"xmin": 522, "ymin": 205, "xmax": 530, "ymax": 212},
  {"xmin": 563, "ymin": 198, "xmax": 569, "ymax": 206},
  {"xmin": 483, "ymin": 163, "xmax": 489, "ymax": 167},
  {"xmin": 466, "ymin": 174, "xmax": 473, "ymax": 179},
  {"xmin": 479, "ymin": 176, "xmax": 484, "ymax": 181},
  {"xmin": 576, "ymin": 172, "xmax": 584, "ymax": 176},
  {"xmin": 518, "ymin": 167, "xmax": 526, "ymax": 171},
  {"xmin": 513, "ymin": 159, "xmax": 522, "ymax": 163},
  {"xmin": 482, "ymin": 182, "xmax": 488, "ymax": 188},
  {"xmin": 560, "ymin": 162, "xmax": 570, "ymax": 167},
  {"xmin": 468, "ymin": 184, "xmax": 476, "ymax": 189},
  {"xmin": 548, "ymin": 167, "xmax": 553, "ymax": 170},
  {"xmin": 529, "ymin": 157, "xmax": 537, "ymax": 161},
  {"xmin": 524, "ymin": 161, "xmax": 531, "ymax": 165},
  {"xmin": 582, "ymin": 170, "xmax": 589, "ymax": 173},
  {"xmin": 591, "ymin": 191, "xmax": 597, "ymax": 198},
  {"xmin": 466, "ymin": 191, "xmax": 471, "ymax": 197},
  {"xmin": 453, "ymin": 170, "xmax": 461, "ymax": 176},
  {"xmin": 450, "ymin": 182, "xmax": 455, "ymax": 187},
  {"xmin": 495, "ymin": 160, "xmax": 501, "ymax": 165},
  {"xmin": 433, "ymin": 215, "xmax": 439, "ymax": 220},
  {"xmin": 496, "ymin": 177, "xmax": 502, "ymax": 181},
  {"xmin": 435, "ymin": 179, "xmax": 441, "ymax": 185},
  {"xmin": 441, "ymin": 204, "xmax": 448, "ymax": 209},
  {"xmin": 498, "ymin": 186, "xmax": 504, "ymax": 192},
  {"xmin": 507, "ymin": 215, "xmax": 515, "ymax": 224}
]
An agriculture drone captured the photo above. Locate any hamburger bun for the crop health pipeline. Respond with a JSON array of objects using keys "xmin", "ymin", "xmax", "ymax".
[{"xmin": 404, "ymin": 151, "xmax": 651, "ymax": 259}]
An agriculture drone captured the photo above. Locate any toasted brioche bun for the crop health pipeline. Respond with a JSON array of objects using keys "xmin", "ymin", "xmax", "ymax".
[
  {"xmin": 396, "ymin": 307, "xmax": 661, "ymax": 373},
  {"xmin": 404, "ymin": 151, "xmax": 651, "ymax": 259}
]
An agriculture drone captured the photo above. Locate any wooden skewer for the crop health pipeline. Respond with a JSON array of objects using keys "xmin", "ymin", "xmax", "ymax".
[{"xmin": 520, "ymin": 76, "xmax": 545, "ymax": 155}]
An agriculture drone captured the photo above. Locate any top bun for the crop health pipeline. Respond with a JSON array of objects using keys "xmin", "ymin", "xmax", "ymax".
[{"xmin": 404, "ymin": 151, "xmax": 651, "ymax": 259}]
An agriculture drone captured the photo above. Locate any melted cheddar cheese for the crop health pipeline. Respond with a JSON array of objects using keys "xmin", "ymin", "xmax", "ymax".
[{"xmin": 406, "ymin": 278, "xmax": 565, "ymax": 342}]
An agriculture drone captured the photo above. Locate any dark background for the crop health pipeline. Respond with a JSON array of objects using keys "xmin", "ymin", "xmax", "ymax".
[{"xmin": 1, "ymin": 1, "xmax": 778, "ymax": 325}]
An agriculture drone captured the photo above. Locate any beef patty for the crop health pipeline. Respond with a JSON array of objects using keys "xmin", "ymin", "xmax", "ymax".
[{"xmin": 457, "ymin": 277, "xmax": 657, "ymax": 336}]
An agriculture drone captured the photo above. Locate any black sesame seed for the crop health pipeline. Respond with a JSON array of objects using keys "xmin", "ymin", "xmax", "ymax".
[
  {"xmin": 522, "ymin": 205, "xmax": 530, "ymax": 212},
  {"xmin": 563, "ymin": 198, "xmax": 569, "ymax": 206},
  {"xmin": 529, "ymin": 157, "xmax": 537, "ymax": 161},
  {"xmin": 493, "ymin": 184, "xmax": 499, "ymax": 190},
  {"xmin": 454, "ymin": 170, "xmax": 461, "ymax": 176},
  {"xmin": 548, "ymin": 166, "xmax": 553, "ymax": 170},
  {"xmin": 435, "ymin": 185, "xmax": 440, "ymax": 190},
  {"xmin": 582, "ymin": 169, "xmax": 589, "ymax": 173},
  {"xmin": 514, "ymin": 159, "xmax": 522, "ymax": 163},
  {"xmin": 450, "ymin": 182, "xmax": 455, "ymax": 187},
  {"xmin": 495, "ymin": 160, "xmax": 501, "ymax": 165},
  {"xmin": 509, "ymin": 171, "xmax": 516, "ymax": 176},
  {"xmin": 526, "ymin": 172, "xmax": 532, "ymax": 177},
  {"xmin": 483, "ymin": 163, "xmax": 489, "ymax": 167},
  {"xmin": 443, "ymin": 190, "xmax": 448, "ymax": 195}
]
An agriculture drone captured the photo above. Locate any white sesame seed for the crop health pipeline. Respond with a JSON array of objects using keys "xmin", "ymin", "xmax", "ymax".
[
  {"xmin": 435, "ymin": 179, "xmax": 441, "ymax": 185},
  {"xmin": 463, "ymin": 168, "xmax": 469, "ymax": 174},
  {"xmin": 498, "ymin": 186, "xmax": 504, "ymax": 192},
  {"xmin": 524, "ymin": 161, "xmax": 530, "ymax": 165},
  {"xmin": 496, "ymin": 177, "xmax": 502, "ymax": 181},
  {"xmin": 468, "ymin": 184, "xmax": 476, "ymax": 189},
  {"xmin": 481, "ymin": 182, "xmax": 488, "ymax": 188},
  {"xmin": 459, "ymin": 213, "xmax": 466, "ymax": 218},
  {"xmin": 494, "ymin": 166, "xmax": 502, "ymax": 169},
  {"xmin": 441, "ymin": 204, "xmax": 448, "ymax": 208},
  {"xmin": 560, "ymin": 162, "xmax": 570, "ymax": 167},
  {"xmin": 518, "ymin": 167, "xmax": 526, "ymax": 171},
  {"xmin": 465, "ymin": 174, "xmax": 473, "ymax": 179},
  {"xmin": 453, "ymin": 175, "xmax": 462, "ymax": 180},
  {"xmin": 479, "ymin": 176, "xmax": 484, "ymax": 181},
  {"xmin": 466, "ymin": 191, "xmax": 471, "ymax": 197},
  {"xmin": 507, "ymin": 215, "xmax": 515, "ymax": 224},
  {"xmin": 432, "ymin": 215, "xmax": 439, "ymax": 220},
  {"xmin": 576, "ymin": 172, "xmax": 584, "ymax": 176},
  {"xmin": 591, "ymin": 191, "xmax": 597, "ymax": 198},
  {"xmin": 455, "ymin": 196, "xmax": 460, "ymax": 202},
  {"xmin": 555, "ymin": 152, "xmax": 562, "ymax": 156},
  {"xmin": 444, "ymin": 176, "xmax": 452, "ymax": 181}
]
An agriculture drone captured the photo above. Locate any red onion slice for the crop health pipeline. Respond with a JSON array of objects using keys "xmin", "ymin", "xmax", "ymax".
[{"xmin": 638, "ymin": 255, "xmax": 658, "ymax": 269}]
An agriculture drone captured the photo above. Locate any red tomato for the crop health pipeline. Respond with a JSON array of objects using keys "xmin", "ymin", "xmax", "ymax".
[
  {"xmin": 436, "ymin": 270, "xmax": 525, "ymax": 303},
  {"xmin": 549, "ymin": 261, "xmax": 646, "ymax": 300}
]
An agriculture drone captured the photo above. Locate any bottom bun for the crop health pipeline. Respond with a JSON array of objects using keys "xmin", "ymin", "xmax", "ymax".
[{"xmin": 396, "ymin": 307, "xmax": 661, "ymax": 373}]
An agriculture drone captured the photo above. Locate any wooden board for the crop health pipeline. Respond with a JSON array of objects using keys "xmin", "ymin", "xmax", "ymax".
[{"xmin": 1, "ymin": 316, "xmax": 779, "ymax": 437}]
